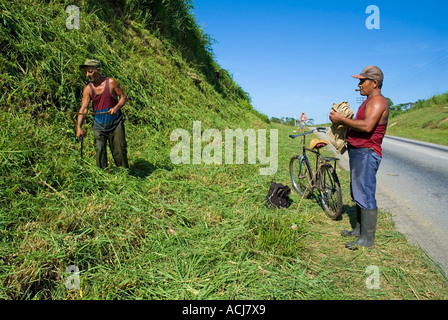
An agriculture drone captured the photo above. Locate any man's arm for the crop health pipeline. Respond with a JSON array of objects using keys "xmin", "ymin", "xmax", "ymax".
[
  {"xmin": 109, "ymin": 78, "xmax": 127, "ymax": 116},
  {"xmin": 77, "ymin": 85, "xmax": 91, "ymax": 138},
  {"xmin": 330, "ymin": 96, "xmax": 388, "ymax": 133}
]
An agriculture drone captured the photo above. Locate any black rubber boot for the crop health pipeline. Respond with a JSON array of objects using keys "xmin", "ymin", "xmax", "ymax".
[
  {"xmin": 345, "ymin": 208, "xmax": 377, "ymax": 250},
  {"xmin": 341, "ymin": 205, "xmax": 361, "ymax": 237}
]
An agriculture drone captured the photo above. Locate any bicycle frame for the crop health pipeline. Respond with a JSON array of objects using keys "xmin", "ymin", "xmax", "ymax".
[
  {"xmin": 289, "ymin": 127, "xmax": 343, "ymax": 219},
  {"xmin": 290, "ymin": 128, "xmax": 327, "ymax": 187}
]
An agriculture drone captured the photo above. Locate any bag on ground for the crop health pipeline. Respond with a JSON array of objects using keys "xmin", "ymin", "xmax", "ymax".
[{"xmin": 265, "ymin": 181, "xmax": 291, "ymax": 208}]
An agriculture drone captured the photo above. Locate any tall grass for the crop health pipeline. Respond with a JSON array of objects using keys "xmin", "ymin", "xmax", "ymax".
[{"xmin": 0, "ymin": 0, "xmax": 263, "ymax": 127}]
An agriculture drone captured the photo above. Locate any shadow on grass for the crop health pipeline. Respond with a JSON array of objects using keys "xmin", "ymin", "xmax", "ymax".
[
  {"xmin": 343, "ymin": 204, "xmax": 357, "ymax": 228},
  {"xmin": 128, "ymin": 158, "xmax": 173, "ymax": 178},
  {"xmin": 309, "ymin": 191, "xmax": 346, "ymax": 221}
]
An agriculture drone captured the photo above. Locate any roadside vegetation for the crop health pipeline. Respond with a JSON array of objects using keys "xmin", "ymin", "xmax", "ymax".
[
  {"xmin": 1, "ymin": 0, "xmax": 447, "ymax": 300},
  {"xmin": 386, "ymin": 93, "xmax": 448, "ymax": 146},
  {"xmin": 270, "ymin": 117, "xmax": 315, "ymax": 127}
]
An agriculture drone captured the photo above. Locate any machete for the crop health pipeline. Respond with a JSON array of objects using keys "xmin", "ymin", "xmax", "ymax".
[{"xmin": 69, "ymin": 111, "xmax": 110, "ymax": 158}]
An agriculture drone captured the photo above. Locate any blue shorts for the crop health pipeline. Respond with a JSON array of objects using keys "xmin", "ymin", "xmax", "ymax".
[{"xmin": 348, "ymin": 148, "xmax": 382, "ymax": 210}]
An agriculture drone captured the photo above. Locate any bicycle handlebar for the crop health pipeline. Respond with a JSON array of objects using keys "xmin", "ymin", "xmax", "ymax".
[
  {"xmin": 289, "ymin": 130, "xmax": 313, "ymax": 139},
  {"xmin": 289, "ymin": 127, "xmax": 327, "ymax": 139}
]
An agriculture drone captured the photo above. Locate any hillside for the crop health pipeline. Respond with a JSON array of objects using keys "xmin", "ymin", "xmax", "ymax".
[
  {"xmin": 0, "ymin": 0, "xmax": 269, "ymax": 299},
  {"xmin": 2, "ymin": 0, "xmax": 448, "ymax": 301},
  {"xmin": 387, "ymin": 93, "xmax": 448, "ymax": 146}
]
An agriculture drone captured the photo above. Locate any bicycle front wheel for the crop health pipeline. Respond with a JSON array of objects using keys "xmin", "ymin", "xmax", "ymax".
[
  {"xmin": 318, "ymin": 163, "xmax": 343, "ymax": 220},
  {"xmin": 289, "ymin": 156, "xmax": 313, "ymax": 198}
]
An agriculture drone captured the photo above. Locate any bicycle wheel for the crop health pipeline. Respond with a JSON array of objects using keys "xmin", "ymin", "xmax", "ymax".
[
  {"xmin": 289, "ymin": 156, "xmax": 313, "ymax": 198},
  {"xmin": 318, "ymin": 163, "xmax": 343, "ymax": 220}
]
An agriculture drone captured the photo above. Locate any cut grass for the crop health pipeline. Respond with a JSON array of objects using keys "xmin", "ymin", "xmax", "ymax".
[{"xmin": 2, "ymin": 118, "xmax": 448, "ymax": 300}]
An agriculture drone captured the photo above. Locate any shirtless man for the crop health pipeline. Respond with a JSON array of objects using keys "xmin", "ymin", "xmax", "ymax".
[
  {"xmin": 329, "ymin": 66, "xmax": 389, "ymax": 250},
  {"xmin": 299, "ymin": 112, "xmax": 307, "ymax": 132}
]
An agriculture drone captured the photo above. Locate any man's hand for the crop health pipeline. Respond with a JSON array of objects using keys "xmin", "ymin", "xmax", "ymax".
[
  {"xmin": 109, "ymin": 107, "xmax": 120, "ymax": 116},
  {"xmin": 76, "ymin": 127, "xmax": 86, "ymax": 139},
  {"xmin": 329, "ymin": 110, "xmax": 344, "ymax": 125}
]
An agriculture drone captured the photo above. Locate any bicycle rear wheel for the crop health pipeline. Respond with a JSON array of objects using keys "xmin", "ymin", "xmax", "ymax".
[
  {"xmin": 289, "ymin": 156, "xmax": 313, "ymax": 198},
  {"xmin": 318, "ymin": 163, "xmax": 343, "ymax": 220}
]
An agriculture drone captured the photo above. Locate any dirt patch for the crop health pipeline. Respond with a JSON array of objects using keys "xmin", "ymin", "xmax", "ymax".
[{"xmin": 438, "ymin": 118, "xmax": 448, "ymax": 127}]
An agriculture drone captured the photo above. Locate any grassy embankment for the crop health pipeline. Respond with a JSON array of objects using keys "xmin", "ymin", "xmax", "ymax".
[
  {"xmin": 387, "ymin": 93, "xmax": 448, "ymax": 146},
  {"xmin": 1, "ymin": 0, "xmax": 448, "ymax": 299}
]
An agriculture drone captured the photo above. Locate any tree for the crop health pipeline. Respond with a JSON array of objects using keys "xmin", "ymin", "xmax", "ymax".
[{"xmin": 386, "ymin": 97, "xmax": 394, "ymax": 107}]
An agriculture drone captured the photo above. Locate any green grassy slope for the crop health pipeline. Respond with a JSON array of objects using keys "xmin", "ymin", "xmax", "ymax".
[
  {"xmin": 0, "ymin": 0, "xmax": 267, "ymax": 299},
  {"xmin": 387, "ymin": 93, "xmax": 448, "ymax": 146},
  {"xmin": 1, "ymin": 0, "xmax": 447, "ymax": 300}
]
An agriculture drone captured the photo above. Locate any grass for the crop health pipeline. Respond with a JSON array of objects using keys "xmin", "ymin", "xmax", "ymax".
[
  {"xmin": 2, "ymin": 117, "xmax": 448, "ymax": 299},
  {"xmin": 386, "ymin": 93, "xmax": 448, "ymax": 146},
  {"xmin": 1, "ymin": 0, "xmax": 448, "ymax": 300}
]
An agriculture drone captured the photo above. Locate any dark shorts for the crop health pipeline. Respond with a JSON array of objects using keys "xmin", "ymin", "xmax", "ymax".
[{"xmin": 348, "ymin": 147, "xmax": 382, "ymax": 210}]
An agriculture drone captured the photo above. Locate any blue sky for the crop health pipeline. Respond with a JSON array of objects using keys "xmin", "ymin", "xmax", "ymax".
[{"xmin": 192, "ymin": 0, "xmax": 448, "ymax": 124}]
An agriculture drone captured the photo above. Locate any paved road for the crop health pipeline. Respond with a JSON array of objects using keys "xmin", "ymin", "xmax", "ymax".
[
  {"xmin": 376, "ymin": 136, "xmax": 448, "ymax": 277},
  {"xmin": 316, "ymin": 129, "xmax": 448, "ymax": 277}
]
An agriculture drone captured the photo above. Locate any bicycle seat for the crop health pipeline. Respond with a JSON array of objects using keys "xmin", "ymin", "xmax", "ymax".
[{"xmin": 310, "ymin": 139, "xmax": 328, "ymax": 150}]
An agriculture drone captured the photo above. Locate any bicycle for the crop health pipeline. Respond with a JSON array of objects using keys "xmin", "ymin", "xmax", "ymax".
[{"xmin": 289, "ymin": 127, "xmax": 343, "ymax": 220}]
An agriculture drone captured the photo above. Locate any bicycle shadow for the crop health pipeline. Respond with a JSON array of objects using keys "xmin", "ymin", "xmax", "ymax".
[{"xmin": 308, "ymin": 191, "xmax": 346, "ymax": 221}]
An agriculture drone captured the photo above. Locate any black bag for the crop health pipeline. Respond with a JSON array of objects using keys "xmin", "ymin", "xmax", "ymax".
[{"xmin": 265, "ymin": 181, "xmax": 291, "ymax": 208}]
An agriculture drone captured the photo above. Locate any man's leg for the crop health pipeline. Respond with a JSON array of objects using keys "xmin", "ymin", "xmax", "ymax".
[
  {"xmin": 93, "ymin": 129, "xmax": 109, "ymax": 169},
  {"xmin": 109, "ymin": 121, "xmax": 129, "ymax": 168},
  {"xmin": 346, "ymin": 148, "xmax": 381, "ymax": 249},
  {"xmin": 348, "ymin": 148, "xmax": 381, "ymax": 210}
]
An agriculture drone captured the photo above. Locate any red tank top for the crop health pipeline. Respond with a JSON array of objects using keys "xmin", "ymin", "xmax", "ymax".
[
  {"xmin": 89, "ymin": 77, "xmax": 118, "ymax": 112},
  {"xmin": 89, "ymin": 78, "xmax": 122, "ymax": 132},
  {"xmin": 346, "ymin": 98, "xmax": 388, "ymax": 157}
]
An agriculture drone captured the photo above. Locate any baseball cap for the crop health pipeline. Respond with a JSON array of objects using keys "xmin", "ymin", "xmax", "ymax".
[
  {"xmin": 79, "ymin": 59, "xmax": 101, "ymax": 69},
  {"xmin": 352, "ymin": 66, "xmax": 383, "ymax": 81}
]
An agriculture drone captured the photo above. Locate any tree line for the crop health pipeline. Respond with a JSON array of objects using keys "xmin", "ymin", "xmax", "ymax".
[{"xmin": 269, "ymin": 117, "xmax": 315, "ymax": 126}]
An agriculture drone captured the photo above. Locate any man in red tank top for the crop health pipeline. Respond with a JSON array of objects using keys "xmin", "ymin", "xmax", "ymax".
[
  {"xmin": 77, "ymin": 59, "xmax": 129, "ymax": 169},
  {"xmin": 329, "ymin": 66, "xmax": 389, "ymax": 250}
]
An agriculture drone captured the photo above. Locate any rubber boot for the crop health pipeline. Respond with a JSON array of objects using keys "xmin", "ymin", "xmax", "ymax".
[
  {"xmin": 345, "ymin": 208, "xmax": 377, "ymax": 250},
  {"xmin": 341, "ymin": 205, "xmax": 361, "ymax": 237}
]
